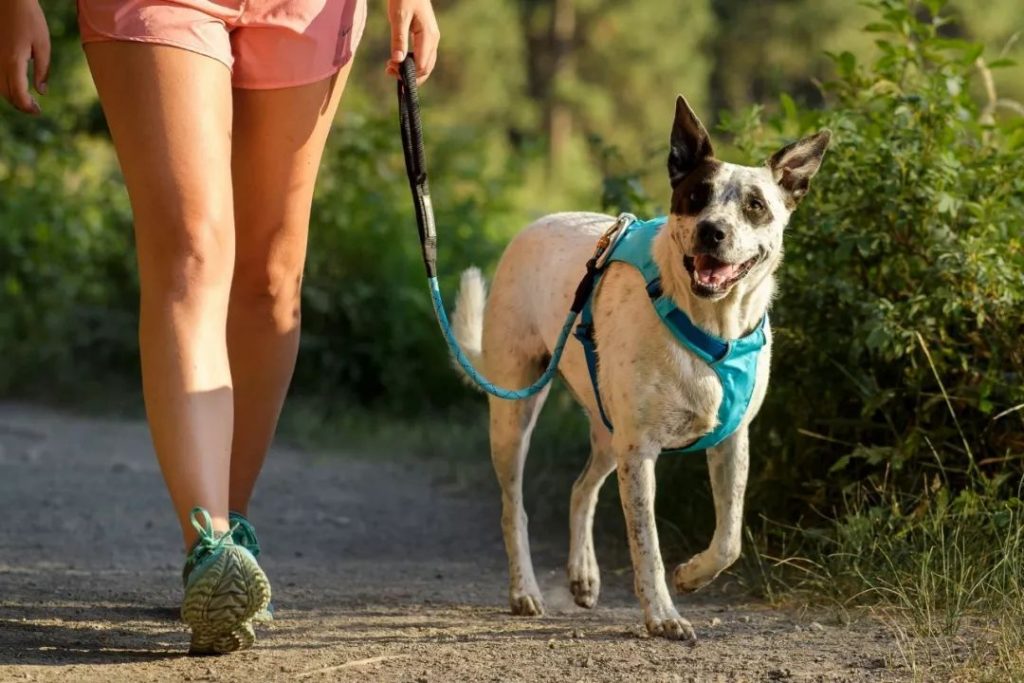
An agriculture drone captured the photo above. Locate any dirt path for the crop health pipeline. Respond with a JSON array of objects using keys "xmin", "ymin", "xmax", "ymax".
[{"xmin": 0, "ymin": 403, "xmax": 905, "ymax": 682}]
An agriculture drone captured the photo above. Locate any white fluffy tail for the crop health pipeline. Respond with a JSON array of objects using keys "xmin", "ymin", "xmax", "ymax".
[{"xmin": 451, "ymin": 267, "xmax": 487, "ymax": 388}]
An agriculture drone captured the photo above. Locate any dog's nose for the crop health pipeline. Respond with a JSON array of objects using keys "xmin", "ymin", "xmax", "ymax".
[{"xmin": 697, "ymin": 221, "xmax": 727, "ymax": 248}]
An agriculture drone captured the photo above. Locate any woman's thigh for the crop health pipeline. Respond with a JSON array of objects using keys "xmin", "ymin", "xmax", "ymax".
[
  {"xmin": 229, "ymin": 65, "xmax": 350, "ymax": 320},
  {"xmin": 84, "ymin": 42, "xmax": 235, "ymax": 298}
]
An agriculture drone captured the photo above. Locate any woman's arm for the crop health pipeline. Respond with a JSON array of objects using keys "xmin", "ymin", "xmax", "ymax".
[
  {"xmin": 0, "ymin": 0, "xmax": 50, "ymax": 114},
  {"xmin": 386, "ymin": 0, "xmax": 440, "ymax": 84}
]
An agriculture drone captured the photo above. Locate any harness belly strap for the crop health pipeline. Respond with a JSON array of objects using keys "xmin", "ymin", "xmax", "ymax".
[{"xmin": 574, "ymin": 216, "xmax": 768, "ymax": 453}]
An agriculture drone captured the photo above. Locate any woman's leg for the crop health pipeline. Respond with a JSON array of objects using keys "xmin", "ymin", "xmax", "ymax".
[
  {"xmin": 84, "ymin": 43, "xmax": 236, "ymax": 548},
  {"xmin": 226, "ymin": 67, "xmax": 350, "ymax": 515}
]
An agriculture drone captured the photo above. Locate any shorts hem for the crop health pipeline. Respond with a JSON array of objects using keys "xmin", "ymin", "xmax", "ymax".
[
  {"xmin": 230, "ymin": 56, "xmax": 354, "ymax": 91},
  {"xmin": 80, "ymin": 34, "xmax": 234, "ymax": 74}
]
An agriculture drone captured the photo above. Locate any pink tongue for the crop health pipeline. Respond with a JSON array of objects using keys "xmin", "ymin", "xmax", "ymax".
[{"xmin": 694, "ymin": 255, "xmax": 739, "ymax": 285}]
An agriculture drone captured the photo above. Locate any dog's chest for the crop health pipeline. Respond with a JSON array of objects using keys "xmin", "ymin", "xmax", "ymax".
[{"xmin": 593, "ymin": 270, "xmax": 728, "ymax": 450}]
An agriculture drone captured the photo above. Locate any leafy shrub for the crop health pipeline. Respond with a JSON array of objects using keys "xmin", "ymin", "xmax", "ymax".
[
  {"xmin": 735, "ymin": 0, "xmax": 1024, "ymax": 518},
  {"xmin": 297, "ymin": 112, "xmax": 528, "ymax": 411}
]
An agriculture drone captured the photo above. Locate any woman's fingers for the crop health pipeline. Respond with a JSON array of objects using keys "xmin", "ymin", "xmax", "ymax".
[
  {"xmin": 389, "ymin": 3, "xmax": 412, "ymax": 67},
  {"xmin": 32, "ymin": 34, "xmax": 50, "ymax": 94},
  {"xmin": 5, "ymin": 57, "xmax": 39, "ymax": 114},
  {"xmin": 386, "ymin": 0, "xmax": 438, "ymax": 84},
  {"xmin": 412, "ymin": 17, "xmax": 439, "ymax": 83}
]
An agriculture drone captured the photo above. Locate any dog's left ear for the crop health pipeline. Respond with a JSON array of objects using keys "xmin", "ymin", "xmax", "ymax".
[
  {"xmin": 767, "ymin": 129, "xmax": 832, "ymax": 208},
  {"xmin": 668, "ymin": 95, "xmax": 714, "ymax": 188}
]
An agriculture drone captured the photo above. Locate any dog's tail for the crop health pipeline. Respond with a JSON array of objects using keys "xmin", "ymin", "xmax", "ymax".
[{"xmin": 450, "ymin": 267, "xmax": 487, "ymax": 388}]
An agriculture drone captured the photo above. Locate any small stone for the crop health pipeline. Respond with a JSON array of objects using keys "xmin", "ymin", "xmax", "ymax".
[
  {"xmin": 581, "ymin": 657, "xmax": 593, "ymax": 668},
  {"xmin": 548, "ymin": 639, "xmax": 557, "ymax": 649},
  {"xmin": 739, "ymin": 615, "xmax": 751, "ymax": 623},
  {"xmin": 570, "ymin": 629, "xmax": 585, "ymax": 639},
  {"xmin": 808, "ymin": 621, "xmax": 824, "ymax": 632},
  {"xmin": 709, "ymin": 617, "xmax": 722, "ymax": 628}
]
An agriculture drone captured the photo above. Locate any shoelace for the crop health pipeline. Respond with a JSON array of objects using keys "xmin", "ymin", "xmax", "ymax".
[
  {"xmin": 228, "ymin": 512, "xmax": 260, "ymax": 558},
  {"xmin": 185, "ymin": 507, "xmax": 239, "ymax": 566}
]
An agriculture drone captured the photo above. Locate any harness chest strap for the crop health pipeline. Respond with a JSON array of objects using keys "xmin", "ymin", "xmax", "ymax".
[{"xmin": 573, "ymin": 216, "xmax": 768, "ymax": 454}]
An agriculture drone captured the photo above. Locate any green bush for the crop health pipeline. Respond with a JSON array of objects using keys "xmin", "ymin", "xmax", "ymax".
[
  {"xmin": 671, "ymin": 2, "xmax": 1024, "ymax": 673},
  {"xmin": 737, "ymin": 0, "xmax": 1024, "ymax": 517},
  {"xmin": 297, "ymin": 112, "xmax": 528, "ymax": 410},
  {"xmin": 592, "ymin": 8, "xmax": 1024, "ymax": 647}
]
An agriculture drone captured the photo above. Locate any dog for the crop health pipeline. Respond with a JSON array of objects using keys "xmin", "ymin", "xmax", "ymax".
[{"xmin": 451, "ymin": 95, "xmax": 830, "ymax": 641}]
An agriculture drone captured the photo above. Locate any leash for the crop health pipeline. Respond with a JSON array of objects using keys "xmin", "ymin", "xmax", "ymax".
[{"xmin": 396, "ymin": 55, "xmax": 620, "ymax": 400}]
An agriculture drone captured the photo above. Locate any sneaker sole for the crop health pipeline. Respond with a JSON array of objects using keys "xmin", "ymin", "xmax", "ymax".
[{"xmin": 181, "ymin": 545, "xmax": 271, "ymax": 655}]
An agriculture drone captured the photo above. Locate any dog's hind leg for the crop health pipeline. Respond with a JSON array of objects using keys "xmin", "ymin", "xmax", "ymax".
[
  {"xmin": 488, "ymin": 378, "xmax": 551, "ymax": 617},
  {"xmin": 673, "ymin": 427, "xmax": 749, "ymax": 593},
  {"xmin": 567, "ymin": 424, "xmax": 614, "ymax": 608}
]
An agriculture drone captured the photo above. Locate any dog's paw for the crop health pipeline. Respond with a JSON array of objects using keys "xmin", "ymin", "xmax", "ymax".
[
  {"xmin": 569, "ymin": 575, "xmax": 600, "ymax": 609},
  {"xmin": 509, "ymin": 593, "xmax": 544, "ymax": 617},
  {"xmin": 673, "ymin": 555, "xmax": 715, "ymax": 594},
  {"xmin": 645, "ymin": 614, "xmax": 697, "ymax": 642},
  {"xmin": 567, "ymin": 562, "xmax": 600, "ymax": 609}
]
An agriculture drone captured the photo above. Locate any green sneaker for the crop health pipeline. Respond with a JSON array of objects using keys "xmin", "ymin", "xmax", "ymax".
[
  {"xmin": 181, "ymin": 507, "xmax": 271, "ymax": 655},
  {"xmin": 228, "ymin": 511, "xmax": 274, "ymax": 622}
]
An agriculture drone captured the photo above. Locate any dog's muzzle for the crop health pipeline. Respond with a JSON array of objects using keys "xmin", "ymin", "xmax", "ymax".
[{"xmin": 683, "ymin": 252, "xmax": 759, "ymax": 298}]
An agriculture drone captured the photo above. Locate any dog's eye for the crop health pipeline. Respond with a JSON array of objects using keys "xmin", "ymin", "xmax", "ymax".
[{"xmin": 747, "ymin": 198, "xmax": 765, "ymax": 212}]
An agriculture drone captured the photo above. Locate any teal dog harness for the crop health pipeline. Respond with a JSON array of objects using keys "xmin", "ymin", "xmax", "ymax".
[{"xmin": 573, "ymin": 216, "xmax": 768, "ymax": 452}]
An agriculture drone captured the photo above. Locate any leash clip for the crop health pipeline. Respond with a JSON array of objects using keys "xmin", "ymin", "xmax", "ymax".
[{"xmin": 593, "ymin": 213, "xmax": 636, "ymax": 268}]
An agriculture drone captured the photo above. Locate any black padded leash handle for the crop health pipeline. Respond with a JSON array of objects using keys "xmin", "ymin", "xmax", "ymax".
[{"xmin": 397, "ymin": 54, "xmax": 437, "ymax": 278}]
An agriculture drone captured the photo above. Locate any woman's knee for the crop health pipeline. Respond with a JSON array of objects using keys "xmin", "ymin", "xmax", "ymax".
[
  {"xmin": 136, "ymin": 211, "xmax": 235, "ymax": 302},
  {"xmin": 231, "ymin": 252, "xmax": 305, "ymax": 332}
]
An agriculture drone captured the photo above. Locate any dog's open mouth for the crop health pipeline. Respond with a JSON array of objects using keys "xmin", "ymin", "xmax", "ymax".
[{"xmin": 683, "ymin": 254, "xmax": 759, "ymax": 297}]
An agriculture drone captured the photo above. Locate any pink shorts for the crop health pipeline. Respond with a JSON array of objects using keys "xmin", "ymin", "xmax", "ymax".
[{"xmin": 78, "ymin": 0, "xmax": 368, "ymax": 89}]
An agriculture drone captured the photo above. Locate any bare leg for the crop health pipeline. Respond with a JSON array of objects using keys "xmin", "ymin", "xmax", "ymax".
[
  {"xmin": 226, "ymin": 67, "xmax": 351, "ymax": 515},
  {"xmin": 489, "ymin": 383, "xmax": 551, "ymax": 616},
  {"xmin": 567, "ymin": 425, "xmax": 615, "ymax": 608},
  {"xmin": 615, "ymin": 440, "xmax": 696, "ymax": 640},
  {"xmin": 85, "ymin": 43, "xmax": 235, "ymax": 548},
  {"xmin": 674, "ymin": 427, "xmax": 749, "ymax": 593}
]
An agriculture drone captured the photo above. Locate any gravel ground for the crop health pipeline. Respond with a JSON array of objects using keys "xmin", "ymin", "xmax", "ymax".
[{"xmin": 0, "ymin": 403, "xmax": 908, "ymax": 682}]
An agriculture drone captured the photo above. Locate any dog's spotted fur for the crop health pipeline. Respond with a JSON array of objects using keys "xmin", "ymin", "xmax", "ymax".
[{"xmin": 452, "ymin": 96, "xmax": 830, "ymax": 641}]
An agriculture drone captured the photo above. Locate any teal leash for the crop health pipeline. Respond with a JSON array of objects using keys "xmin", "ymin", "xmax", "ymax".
[
  {"xmin": 426, "ymin": 277, "xmax": 580, "ymax": 400},
  {"xmin": 398, "ymin": 55, "xmax": 619, "ymax": 400}
]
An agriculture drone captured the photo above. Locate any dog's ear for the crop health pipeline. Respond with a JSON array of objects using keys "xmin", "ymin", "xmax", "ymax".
[
  {"xmin": 668, "ymin": 95, "xmax": 714, "ymax": 188},
  {"xmin": 767, "ymin": 129, "xmax": 831, "ymax": 208}
]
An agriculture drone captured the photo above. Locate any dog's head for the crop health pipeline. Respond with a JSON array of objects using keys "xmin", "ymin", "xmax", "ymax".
[{"xmin": 666, "ymin": 95, "xmax": 830, "ymax": 301}]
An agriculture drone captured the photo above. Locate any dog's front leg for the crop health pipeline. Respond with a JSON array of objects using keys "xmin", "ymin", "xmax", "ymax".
[
  {"xmin": 674, "ymin": 427, "xmax": 749, "ymax": 593},
  {"xmin": 616, "ymin": 441, "xmax": 696, "ymax": 641}
]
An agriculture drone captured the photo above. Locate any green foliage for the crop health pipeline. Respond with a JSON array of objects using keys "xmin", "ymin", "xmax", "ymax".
[
  {"xmin": 0, "ymin": 1, "xmax": 137, "ymax": 393},
  {"xmin": 737, "ymin": 0, "xmax": 1024, "ymax": 516},
  {"xmin": 297, "ymin": 112, "xmax": 526, "ymax": 409},
  {"xmin": 702, "ymin": 3, "xmax": 1024, "ymax": 675}
]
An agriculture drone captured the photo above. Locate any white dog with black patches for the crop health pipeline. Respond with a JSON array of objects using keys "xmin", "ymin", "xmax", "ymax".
[{"xmin": 452, "ymin": 95, "xmax": 830, "ymax": 641}]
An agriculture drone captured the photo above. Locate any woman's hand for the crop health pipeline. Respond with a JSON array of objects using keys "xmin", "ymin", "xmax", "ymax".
[
  {"xmin": 0, "ymin": 0, "xmax": 50, "ymax": 115},
  {"xmin": 386, "ymin": 0, "xmax": 439, "ymax": 85}
]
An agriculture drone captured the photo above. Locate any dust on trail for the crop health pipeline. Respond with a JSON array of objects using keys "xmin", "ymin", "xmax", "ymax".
[{"xmin": 0, "ymin": 403, "xmax": 905, "ymax": 682}]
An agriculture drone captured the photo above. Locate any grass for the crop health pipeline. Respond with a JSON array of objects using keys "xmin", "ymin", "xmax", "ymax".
[{"xmin": 730, "ymin": 334, "xmax": 1024, "ymax": 680}]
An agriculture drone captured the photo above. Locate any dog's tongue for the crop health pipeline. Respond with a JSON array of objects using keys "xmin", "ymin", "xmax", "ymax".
[{"xmin": 694, "ymin": 254, "xmax": 740, "ymax": 286}]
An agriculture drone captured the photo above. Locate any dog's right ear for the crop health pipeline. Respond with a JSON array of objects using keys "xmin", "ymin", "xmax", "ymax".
[{"xmin": 668, "ymin": 95, "xmax": 714, "ymax": 188}]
